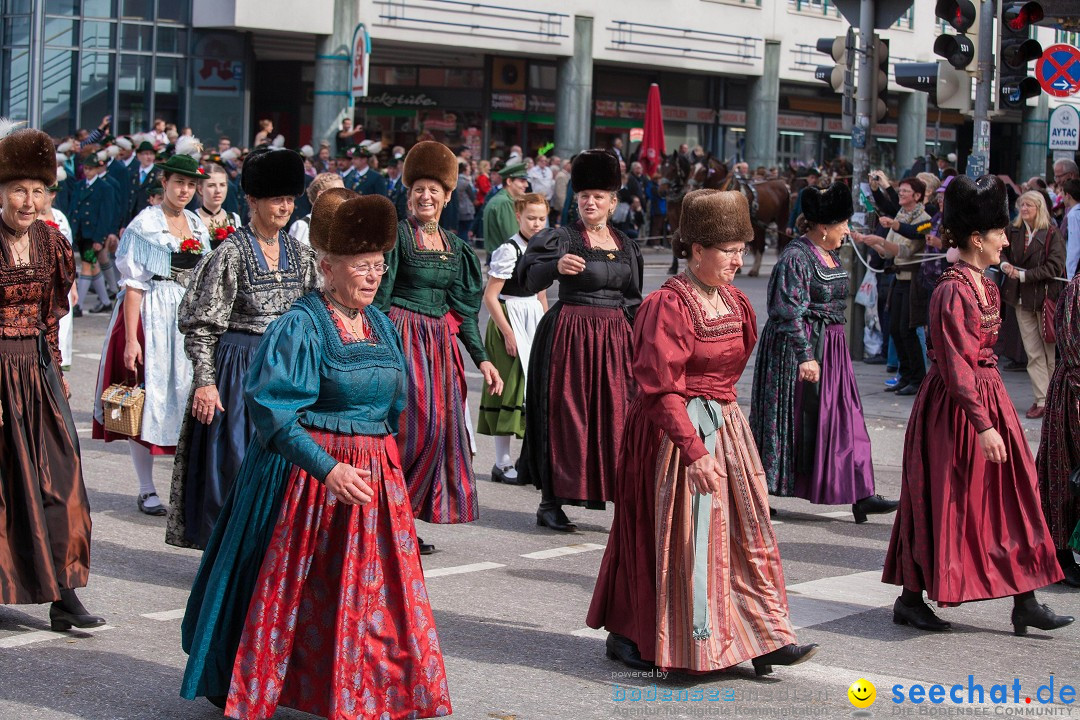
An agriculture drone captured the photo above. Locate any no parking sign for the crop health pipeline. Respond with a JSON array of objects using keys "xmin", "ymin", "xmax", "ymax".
[{"xmin": 1036, "ymin": 44, "xmax": 1080, "ymax": 97}]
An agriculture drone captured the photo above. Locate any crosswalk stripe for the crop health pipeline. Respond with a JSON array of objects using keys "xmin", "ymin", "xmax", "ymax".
[
  {"xmin": 0, "ymin": 624, "xmax": 115, "ymax": 649},
  {"xmin": 141, "ymin": 609, "xmax": 186, "ymax": 621},
  {"xmin": 423, "ymin": 561, "xmax": 504, "ymax": 578},
  {"xmin": 520, "ymin": 543, "xmax": 606, "ymax": 560}
]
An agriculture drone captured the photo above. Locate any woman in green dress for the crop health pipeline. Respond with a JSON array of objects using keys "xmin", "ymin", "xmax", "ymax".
[{"xmin": 375, "ymin": 141, "xmax": 502, "ymax": 554}]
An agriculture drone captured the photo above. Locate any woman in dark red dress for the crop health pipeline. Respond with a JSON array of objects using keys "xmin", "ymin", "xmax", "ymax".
[
  {"xmin": 588, "ymin": 190, "xmax": 816, "ymax": 676},
  {"xmin": 0, "ymin": 126, "xmax": 103, "ymax": 630},
  {"xmin": 883, "ymin": 175, "xmax": 1073, "ymax": 636}
]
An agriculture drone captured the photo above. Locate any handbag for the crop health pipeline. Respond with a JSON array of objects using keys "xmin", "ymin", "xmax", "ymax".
[
  {"xmin": 1042, "ymin": 230, "xmax": 1059, "ymax": 344},
  {"xmin": 100, "ymin": 381, "xmax": 145, "ymax": 437}
]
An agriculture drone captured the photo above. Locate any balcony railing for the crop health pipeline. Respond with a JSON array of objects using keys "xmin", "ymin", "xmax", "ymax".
[
  {"xmin": 373, "ymin": 0, "xmax": 568, "ymax": 44},
  {"xmin": 606, "ymin": 21, "xmax": 762, "ymax": 65}
]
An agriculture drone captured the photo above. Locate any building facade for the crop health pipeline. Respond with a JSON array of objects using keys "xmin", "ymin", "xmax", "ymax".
[{"xmin": 2, "ymin": 0, "xmax": 1074, "ymax": 178}]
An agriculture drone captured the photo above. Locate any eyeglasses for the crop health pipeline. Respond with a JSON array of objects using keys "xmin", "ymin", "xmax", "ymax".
[
  {"xmin": 347, "ymin": 262, "xmax": 388, "ymax": 276},
  {"xmin": 716, "ymin": 246, "xmax": 750, "ymax": 257}
]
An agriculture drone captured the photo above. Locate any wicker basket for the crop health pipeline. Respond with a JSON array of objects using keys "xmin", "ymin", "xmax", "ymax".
[{"xmin": 100, "ymin": 383, "xmax": 145, "ymax": 437}]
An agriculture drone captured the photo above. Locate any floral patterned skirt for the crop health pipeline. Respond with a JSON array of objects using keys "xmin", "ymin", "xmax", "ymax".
[{"xmin": 221, "ymin": 431, "xmax": 450, "ymax": 719}]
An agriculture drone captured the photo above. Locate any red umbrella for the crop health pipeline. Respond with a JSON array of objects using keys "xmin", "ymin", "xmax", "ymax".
[{"xmin": 639, "ymin": 83, "xmax": 666, "ymax": 177}]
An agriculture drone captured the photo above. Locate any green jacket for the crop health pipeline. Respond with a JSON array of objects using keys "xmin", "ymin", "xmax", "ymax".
[{"xmin": 482, "ymin": 188, "xmax": 518, "ymax": 256}]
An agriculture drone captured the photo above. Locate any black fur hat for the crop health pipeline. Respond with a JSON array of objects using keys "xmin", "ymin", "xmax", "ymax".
[
  {"xmin": 0, "ymin": 128, "xmax": 56, "ymax": 187},
  {"xmin": 942, "ymin": 175, "xmax": 1009, "ymax": 247},
  {"xmin": 570, "ymin": 149, "xmax": 621, "ymax": 192},
  {"xmin": 801, "ymin": 182, "xmax": 853, "ymax": 225},
  {"xmin": 240, "ymin": 147, "xmax": 305, "ymax": 199},
  {"xmin": 316, "ymin": 192, "xmax": 398, "ymax": 256}
]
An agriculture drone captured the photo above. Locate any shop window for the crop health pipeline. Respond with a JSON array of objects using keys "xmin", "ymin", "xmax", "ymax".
[
  {"xmin": 42, "ymin": 49, "xmax": 75, "ymax": 137},
  {"xmin": 83, "ymin": 0, "xmax": 116, "ymax": 18},
  {"xmin": 156, "ymin": 0, "xmax": 190, "ymax": 24},
  {"xmin": 119, "ymin": 0, "xmax": 151, "ymax": 20},
  {"xmin": 119, "ymin": 22, "xmax": 152, "ymax": 51},
  {"xmin": 81, "ymin": 20, "xmax": 115, "ymax": 49},
  {"xmin": 156, "ymin": 24, "xmax": 185, "ymax": 53},
  {"xmin": 44, "ymin": 16, "xmax": 78, "ymax": 47},
  {"xmin": 1, "ymin": 46, "xmax": 30, "ymax": 120},
  {"xmin": 417, "ymin": 67, "xmax": 482, "ymax": 88},
  {"xmin": 117, "ymin": 52, "xmax": 151, "ymax": 134},
  {"xmin": 371, "ymin": 65, "xmax": 417, "ymax": 86},
  {"xmin": 529, "ymin": 64, "xmax": 557, "ymax": 91}
]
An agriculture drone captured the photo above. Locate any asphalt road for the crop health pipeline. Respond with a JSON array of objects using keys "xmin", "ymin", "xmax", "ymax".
[{"xmin": 1, "ymin": 246, "xmax": 1077, "ymax": 720}]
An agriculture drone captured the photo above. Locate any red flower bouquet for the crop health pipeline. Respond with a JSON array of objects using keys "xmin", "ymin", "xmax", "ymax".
[
  {"xmin": 213, "ymin": 225, "xmax": 236, "ymax": 241},
  {"xmin": 43, "ymin": 220, "xmax": 60, "ymax": 229},
  {"xmin": 180, "ymin": 237, "xmax": 204, "ymax": 254}
]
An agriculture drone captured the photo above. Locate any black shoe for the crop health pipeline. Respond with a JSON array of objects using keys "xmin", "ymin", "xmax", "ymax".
[
  {"xmin": 416, "ymin": 536, "xmax": 435, "ymax": 555},
  {"xmin": 852, "ymin": 494, "xmax": 899, "ymax": 524},
  {"xmin": 137, "ymin": 492, "xmax": 167, "ymax": 516},
  {"xmin": 863, "ymin": 354, "xmax": 887, "ymax": 365},
  {"xmin": 769, "ymin": 507, "xmax": 777, "ymax": 519},
  {"xmin": 1012, "ymin": 602, "xmax": 1074, "ymax": 636},
  {"xmin": 49, "ymin": 590, "xmax": 105, "ymax": 632},
  {"xmin": 89, "ymin": 302, "xmax": 114, "ymax": 314},
  {"xmin": 896, "ymin": 383, "xmax": 920, "ymax": 396},
  {"xmin": 885, "ymin": 365, "xmax": 899, "ymax": 373},
  {"xmin": 1003, "ymin": 359, "xmax": 1028, "ymax": 372},
  {"xmin": 72, "ymin": 305, "xmax": 83, "ymax": 318},
  {"xmin": 491, "ymin": 464, "xmax": 529, "ymax": 486},
  {"xmin": 536, "ymin": 505, "xmax": 576, "ymax": 532},
  {"xmin": 605, "ymin": 633, "xmax": 654, "ymax": 671},
  {"xmin": 751, "ymin": 643, "xmax": 819, "ymax": 676},
  {"xmin": 884, "ymin": 383, "xmax": 904, "ymax": 393},
  {"xmin": 892, "ymin": 597, "xmax": 950, "ymax": 631}
]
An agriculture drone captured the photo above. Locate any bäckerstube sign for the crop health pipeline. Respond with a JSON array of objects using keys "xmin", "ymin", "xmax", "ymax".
[{"xmin": 1049, "ymin": 105, "xmax": 1080, "ymax": 152}]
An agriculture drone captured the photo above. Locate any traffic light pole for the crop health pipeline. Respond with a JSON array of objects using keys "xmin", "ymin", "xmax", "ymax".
[{"xmin": 969, "ymin": 0, "xmax": 997, "ymax": 176}]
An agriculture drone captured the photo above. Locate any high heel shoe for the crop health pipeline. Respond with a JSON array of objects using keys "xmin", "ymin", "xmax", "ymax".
[
  {"xmin": 852, "ymin": 494, "xmax": 899, "ymax": 524},
  {"xmin": 605, "ymin": 633, "xmax": 654, "ymax": 671},
  {"xmin": 751, "ymin": 643, "xmax": 819, "ymax": 676},
  {"xmin": 892, "ymin": 597, "xmax": 950, "ymax": 631},
  {"xmin": 1011, "ymin": 602, "xmax": 1074, "ymax": 636},
  {"xmin": 49, "ymin": 589, "xmax": 105, "ymax": 632}
]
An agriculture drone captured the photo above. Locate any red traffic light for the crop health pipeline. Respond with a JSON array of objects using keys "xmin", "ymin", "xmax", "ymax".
[
  {"xmin": 935, "ymin": 0, "xmax": 976, "ymax": 32},
  {"xmin": 1003, "ymin": 1, "xmax": 1044, "ymax": 30}
]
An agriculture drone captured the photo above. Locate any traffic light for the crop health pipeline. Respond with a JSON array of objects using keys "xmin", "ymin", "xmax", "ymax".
[
  {"xmin": 933, "ymin": 0, "xmax": 977, "ymax": 69},
  {"xmin": 997, "ymin": 1, "xmax": 1044, "ymax": 108},
  {"xmin": 814, "ymin": 35, "xmax": 848, "ymax": 93},
  {"xmin": 895, "ymin": 60, "xmax": 973, "ymax": 112},
  {"xmin": 871, "ymin": 35, "xmax": 890, "ymax": 122}
]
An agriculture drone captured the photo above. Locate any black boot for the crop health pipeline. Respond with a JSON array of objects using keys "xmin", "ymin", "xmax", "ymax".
[
  {"xmin": 1057, "ymin": 548, "xmax": 1080, "ymax": 589},
  {"xmin": 416, "ymin": 536, "xmax": 435, "ymax": 555},
  {"xmin": 605, "ymin": 633, "xmax": 654, "ymax": 671},
  {"xmin": 49, "ymin": 589, "xmax": 106, "ymax": 632},
  {"xmin": 852, "ymin": 494, "xmax": 899, "ymax": 524},
  {"xmin": 536, "ymin": 502, "xmax": 576, "ymax": 532},
  {"xmin": 751, "ymin": 643, "xmax": 820, "ymax": 676},
  {"xmin": 1011, "ymin": 597, "xmax": 1074, "ymax": 636},
  {"xmin": 892, "ymin": 596, "xmax": 950, "ymax": 631}
]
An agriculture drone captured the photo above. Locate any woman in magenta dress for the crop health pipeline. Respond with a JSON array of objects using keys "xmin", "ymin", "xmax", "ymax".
[
  {"xmin": 588, "ymin": 190, "xmax": 817, "ymax": 676},
  {"xmin": 883, "ymin": 175, "xmax": 1073, "ymax": 636}
]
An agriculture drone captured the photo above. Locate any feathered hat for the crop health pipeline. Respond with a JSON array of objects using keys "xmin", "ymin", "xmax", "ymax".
[
  {"xmin": 0, "ymin": 119, "xmax": 57, "ymax": 187},
  {"xmin": 174, "ymin": 135, "xmax": 203, "ymax": 160},
  {"xmin": 241, "ymin": 147, "xmax": 305, "ymax": 199},
  {"xmin": 570, "ymin": 149, "xmax": 621, "ymax": 192},
  {"xmin": 675, "ymin": 190, "xmax": 753, "ymax": 258},
  {"xmin": 310, "ymin": 189, "xmax": 397, "ymax": 256},
  {"xmin": 942, "ymin": 175, "xmax": 1010, "ymax": 244},
  {"xmin": 402, "ymin": 141, "xmax": 457, "ymax": 191},
  {"xmin": 801, "ymin": 182, "xmax": 853, "ymax": 226}
]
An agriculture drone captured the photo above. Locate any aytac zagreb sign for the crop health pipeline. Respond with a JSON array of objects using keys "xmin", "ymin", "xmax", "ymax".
[{"xmin": 1048, "ymin": 104, "xmax": 1080, "ymax": 152}]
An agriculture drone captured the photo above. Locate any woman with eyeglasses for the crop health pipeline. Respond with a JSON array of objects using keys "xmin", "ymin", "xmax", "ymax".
[
  {"xmin": 589, "ymin": 190, "xmax": 818, "ymax": 676},
  {"xmin": 375, "ymin": 141, "xmax": 502, "ymax": 555},
  {"xmin": 750, "ymin": 183, "xmax": 897, "ymax": 524},
  {"xmin": 166, "ymin": 148, "xmax": 319, "ymax": 550},
  {"xmin": 181, "ymin": 192, "xmax": 451, "ymax": 717}
]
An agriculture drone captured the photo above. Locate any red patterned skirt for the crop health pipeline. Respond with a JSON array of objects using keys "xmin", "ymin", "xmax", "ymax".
[{"xmin": 226, "ymin": 430, "xmax": 451, "ymax": 720}]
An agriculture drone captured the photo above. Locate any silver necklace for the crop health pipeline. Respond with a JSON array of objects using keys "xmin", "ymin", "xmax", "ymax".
[
  {"xmin": 324, "ymin": 290, "xmax": 360, "ymax": 319},
  {"xmin": 252, "ymin": 225, "xmax": 277, "ymax": 247}
]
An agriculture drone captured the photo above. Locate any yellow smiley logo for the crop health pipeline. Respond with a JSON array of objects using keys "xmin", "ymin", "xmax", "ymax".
[{"xmin": 848, "ymin": 678, "xmax": 876, "ymax": 709}]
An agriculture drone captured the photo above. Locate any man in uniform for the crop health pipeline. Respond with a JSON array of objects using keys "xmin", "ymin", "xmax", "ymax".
[
  {"xmin": 482, "ymin": 161, "xmax": 529, "ymax": 255},
  {"xmin": 386, "ymin": 154, "xmax": 409, "ymax": 220},
  {"xmin": 346, "ymin": 143, "xmax": 387, "ymax": 196},
  {"xmin": 129, "ymin": 141, "xmax": 161, "ymax": 219},
  {"xmin": 72, "ymin": 156, "xmax": 117, "ymax": 313}
]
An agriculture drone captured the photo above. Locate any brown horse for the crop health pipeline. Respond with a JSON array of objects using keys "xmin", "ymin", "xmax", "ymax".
[{"xmin": 661, "ymin": 156, "xmax": 792, "ymax": 277}]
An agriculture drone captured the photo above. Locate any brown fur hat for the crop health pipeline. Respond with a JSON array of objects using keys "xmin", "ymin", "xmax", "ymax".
[
  {"xmin": 402, "ymin": 141, "xmax": 457, "ymax": 191},
  {"xmin": 570, "ymin": 149, "xmax": 621, "ymax": 192},
  {"xmin": 0, "ymin": 128, "xmax": 57, "ymax": 187},
  {"xmin": 322, "ymin": 194, "xmax": 398, "ymax": 256},
  {"xmin": 309, "ymin": 187, "xmax": 358, "ymax": 253},
  {"xmin": 673, "ymin": 190, "xmax": 753, "ymax": 259}
]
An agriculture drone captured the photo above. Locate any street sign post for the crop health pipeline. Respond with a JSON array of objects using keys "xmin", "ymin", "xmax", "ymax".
[
  {"xmin": 1036, "ymin": 44, "xmax": 1080, "ymax": 97},
  {"xmin": 1048, "ymin": 104, "xmax": 1080, "ymax": 151}
]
